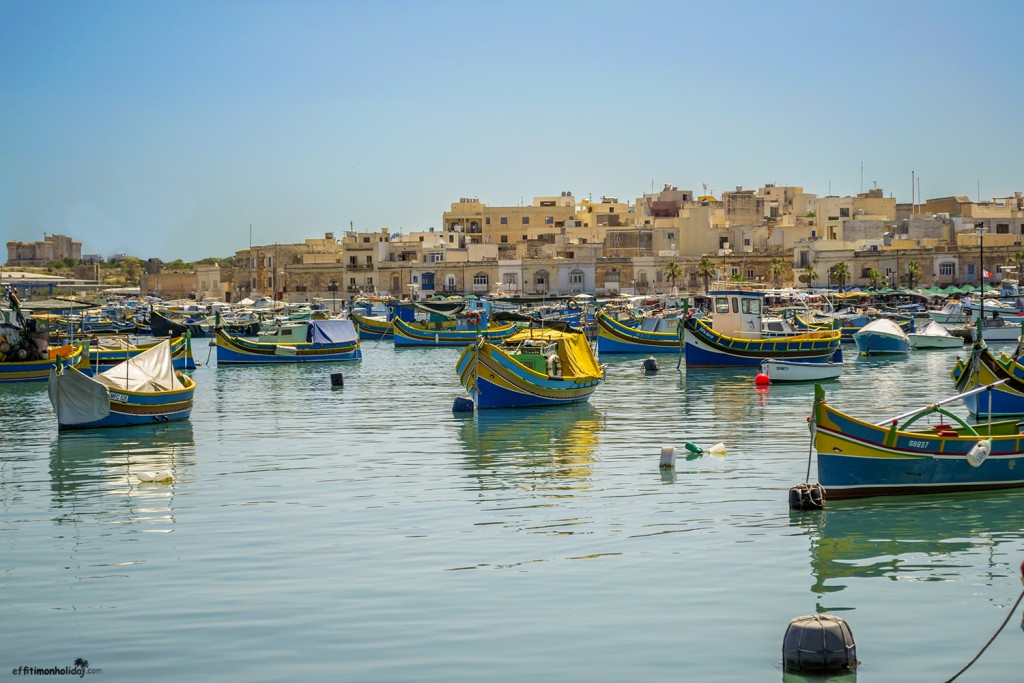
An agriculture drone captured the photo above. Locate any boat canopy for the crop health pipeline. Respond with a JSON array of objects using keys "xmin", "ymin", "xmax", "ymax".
[{"xmin": 307, "ymin": 319, "xmax": 359, "ymax": 344}]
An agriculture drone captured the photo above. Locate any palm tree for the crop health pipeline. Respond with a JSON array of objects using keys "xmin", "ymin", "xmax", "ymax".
[
  {"xmin": 866, "ymin": 268, "xmax": 885, "ymax": 290},
  {"xmin": 696, "ymin": 256, "xmax": 715, "ymax": 294},
  {"xmin": 829, "ymin": 262, "xmax": 850, "ymax": 292},
  {"xmin": 801, "ymin": 264, "xmax": 818, "ymax": 290},
  {"xmin": 664, "ymin": 261, "xmax": 682, "ymax": 293},
  {"xmin": 1008, "ymin": 250, "xmax": 1024, "ymax": 282},
  {"xmin": 905, "ymin": 261, "xmax": 922, "ymax": 290},
  {"xmin": 729, "ymin": 271, "xmax": 745, "ymax": 284},
  {"xmin": 769, "ymin": 257, "xmax": 785, "ymax": 288}
]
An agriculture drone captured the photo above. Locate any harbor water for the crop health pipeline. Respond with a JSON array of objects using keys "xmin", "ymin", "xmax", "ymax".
[{"xmin": 2, "ymin": 341, "xmax": 1023, "ymax": 681}]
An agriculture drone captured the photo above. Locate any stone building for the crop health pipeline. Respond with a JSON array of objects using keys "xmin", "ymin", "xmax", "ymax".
[{"xmin": 6, "ymin": 234, "xmax": 82, "ymax": 266}]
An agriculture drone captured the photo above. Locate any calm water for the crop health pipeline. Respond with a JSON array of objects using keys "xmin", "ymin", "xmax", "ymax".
[{"xmin": 3, "ymin": 340, "xmax": 1023, "ymax": 682}]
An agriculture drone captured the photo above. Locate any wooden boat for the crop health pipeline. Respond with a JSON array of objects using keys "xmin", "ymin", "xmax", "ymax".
[
  {"xmin": 595, "ymin": 309, "xmax": 682, "ymax": 354},
  {"xmin": 852, "ymin": 317, "xmax": 910, "ymax": 354},
  {"xmin": 48, "ymin": 338, "xmax": 195, "ymax": 430},
  {"xmin": 215, "ymin": 319, "xmax": 361, "ymax": 364},
  {"xmin": 794, "ymin": 311, "xmax": 913, "ymax": 343},
  {"xmin": 908, "ymin": 320, "xmax": 963, "ymax": 349},
  {"xmin": 950, "ymin": 342, "xmax": 1024, "ymax": 416},
  {"xmin": 811, "ymin": 383, "xmax": 1024, "ymax": 499},
  {"xmin": 86, "ymin": 335, "xmax": 196, "ymax": 372},
  {"xmin": 350, "ymin": 311, "xmax": 394, "ymax": 340},
  {"xmin": 0, "ymin": 343, "xmax": 86, "ymax": 383},
  {"xmin": 150, "ymin": 308, "xmax": 260, "ymax": 338},
  {"xmin": 759, "ymin": 358, "xmax": 842, "ymax": 382},
  {"xmin": 392, "ymin": 316, "xmax": 517, "ymax": 347},
  {"xmin": 683, "ymin": 291, "xmax": 841, "ymax": 367},
  {"xmin": 456, "ymin": 325, "xmax": 604, "ymax": 409}
]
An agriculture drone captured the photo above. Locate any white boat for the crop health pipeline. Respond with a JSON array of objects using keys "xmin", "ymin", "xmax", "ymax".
[
  {"xmin": 853, "ymin": 318, "xmax": 910, "ymax": 355},
  {"xmin": 758, "ymin": 358, "xmax": 843, "ymax": 382},
  {"xmin": 908, "ymin": 320, "xmax": 963, "ymax": 349}
]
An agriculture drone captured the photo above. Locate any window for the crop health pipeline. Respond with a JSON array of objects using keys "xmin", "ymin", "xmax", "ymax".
[
  {"xmin": 500, "ymin": 217, "xmax": 508, "ymax": 225},
  {"xmin": 349, "ymin": 256, "xmax": 357, "ymax": 265},
  {"xmin": 545, "ymin": 216, "xmax": 553, "ymax": 224},
  {"xmin": 485, "ymin": 217, "xmax": 490, "ymax": 225},
  {"xmin": 363, "ymin": 237, "xmax": 370, "ymax": 243},
  {"xmin": 522, "ymin": 217, "xmax": 529, "ymax": 225},
  {"xmin": 715, "ymin": 297, "xmax": 730, "ymax": 313},
  {"xmin": 266, "ymin": 276, "xmax": 272, "ymax": 288},
  {"xmin": 366, "ymin": 256, "xmax": 372, "ymax": 265},
  {"xmin": 939, "ymin": 262, "xmax": 954, "ymax": 276},
  {"xmin": 569, "ymin": 269, "xmax": 584, "ymax": 286},
  {"xmin": 473, "ymin": 272, "xmax": 488, "ymax": 286},
  {"xmin": 668, "ymin": 232, "xmax": 675, "ymax": 240},
  {"xmin": 741, "ymin": 298, "xmax": 762, "ymax": 315},
  {"xmin": 500, "ymin": 235, "xmax": 508, "ymax": 243},
  {"xmin": 251, "ymin": 277, "xmax": 257, "ymax": 288},
  {"xmin": 746, "ymin": 268, "xmax": 755, "ymax": 279},
  {"xmin": 251, "ymin": 257, "xmax": 257, "ymax": 268},
  {"xmin": 967, "ymin": 264, "xmax": 976, "ymax": 277},
  {"xmin": 503, "ymin": 273, "xmax": 518, "ymax": 286},
  {"xmin": 997, "ymin": 223, "xmax": 1010, "ymax": 234},
  {"xmin": 839, "ymin": 207, "xmax": 850, "ymax": 218}
]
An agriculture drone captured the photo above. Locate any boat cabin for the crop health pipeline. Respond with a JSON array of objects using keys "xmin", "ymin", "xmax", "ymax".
[{"xmin": 709, "ymin": 290, "xmax": 765, "ymax": 338}]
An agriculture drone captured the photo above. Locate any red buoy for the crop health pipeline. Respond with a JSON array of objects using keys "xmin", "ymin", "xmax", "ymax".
[{"xmin": 755, "ymin": 373, "xmax": 771, "ymax": 386}]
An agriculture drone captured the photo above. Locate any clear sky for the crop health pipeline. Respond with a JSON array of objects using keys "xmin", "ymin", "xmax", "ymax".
[{"xmin": 2, "ymin": 0, "xmax": 1020, "ymax": 263}]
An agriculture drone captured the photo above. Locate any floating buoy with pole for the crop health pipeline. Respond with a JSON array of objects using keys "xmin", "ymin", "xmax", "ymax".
[{"xmin": 789, "ymin": 384, "xmax": 826, "ymax": 510}]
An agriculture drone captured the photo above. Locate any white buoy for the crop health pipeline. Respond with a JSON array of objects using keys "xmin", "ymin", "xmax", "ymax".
[
  {"xmin": 967, "ymin": 439, "xmax": 991, "ymax": 467},
  {"xmin": 138, "ymin": 470, "xmax": 174, "ymax": 483},
  {"xmin": 708, "ymin": 442, "xmax": 727, "ymax": 456},
  {"xmin": 659, "ymin": 445, "xmax": 677, "ymax": 468}
]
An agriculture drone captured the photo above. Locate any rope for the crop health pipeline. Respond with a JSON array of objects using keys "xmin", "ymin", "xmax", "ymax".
[{"xmin": 943, "ymin": 586, "xmax": 1024, "ymax": 682}]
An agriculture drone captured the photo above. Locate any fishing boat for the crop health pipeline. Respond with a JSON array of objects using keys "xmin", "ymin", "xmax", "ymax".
[
  {"xmin": 950, "ymin": 341, "xmax": 1024, "ymax": 416},
  {"xmin": 2, "ymin": 287, "xmax": 89, "ymax": 382},
  {"xmin": 810, "ymin": 383, "xmax": 1024, "ymax": 499},
  {"xmin": 392, "ymin": 316, "xmax": 517, "ymax": 347},
  {"xmin": 852, "ymin": 318, "xmax": 910, "ymax": 355},
  {"xmin": 683, "ymin": 290, "xmax": 841, "ymax": 367},
  {"xmin": 759, "ymin": 358, "xmax": 842, "ymax": 383},
  {"xmin": 0, "ymin": 343, "xmax": 86, "ymax": 383},
  {"xmin": 595, "ymin": 309, "xmax": 682, "ymax": 354},
  {"xmin": 215, "ymin": 319, "xmax": 362, "ymax": 364},
  {"xmin": 48, "ymin": 338, "xmax": 195, "ymax": 430},
  {"xmin": 86, "ymin": 335, "xmax": 196, "ymax": 372},
  {"xmin": 350, "ymin": 310, "xmax": 394, "ymax": 340},
  {"xmin": 455, "ymin": 325, "xmax": 604, "ymax": 409},
  {"xmin": 907, "ymin": 320, "xmax": 963, "ymax": 349}
]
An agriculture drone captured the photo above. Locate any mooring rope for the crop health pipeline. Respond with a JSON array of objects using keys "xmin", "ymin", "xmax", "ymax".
[{"xmin": 943, "ymin": 586, "xmax": 1024, "ymax": 682}]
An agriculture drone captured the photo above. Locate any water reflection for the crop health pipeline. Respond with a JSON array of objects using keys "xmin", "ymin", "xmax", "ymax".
[
  {"xmin": 791, "ymin": 492, "xmax": 1024, "ymax": 605},
  {"xmin": 49, "ymin": 421, "xmax": 196, "ymax": 530},
  {"xmin": 456, "ymin": 404, "xmax": 605, "ymax": 487}
]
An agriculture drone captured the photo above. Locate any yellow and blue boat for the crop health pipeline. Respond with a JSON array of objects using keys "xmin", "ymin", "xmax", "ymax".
[
  {"xmin": 215, "ymin": 319, "xmax": 361, "ymax": 364},
  {"xmin": 456, "ymin": 325, "xmax": 603, "ymax": 409},
  {"xmin": 393, "ymin": 316, "xmax": 517, "ymax": 347},
  {"xmin": 48, "ymin": 338, "xmax": 195, "ymax": 430},
  {"xmin": 811, "ymin": 383, "xmax": 1024, "ymax": 499},
  {"xmin": 595, "ymin": 309, "xmax": 682, "ymax": 354}
]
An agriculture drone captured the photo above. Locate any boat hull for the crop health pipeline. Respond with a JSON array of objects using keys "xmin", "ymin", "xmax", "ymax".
[
  {"xmin": 759, "ymin": 359, "xmax": 842, "ymax": 382},
  {"xmin": 683, "ymin": 317, "xmax": 841, "ymax": 367},
  {"xmin": 814, "ymin": 396, "xmax": 1024, "ymax": 499},
  {"xmin": 0, "ymin": 345, "xmax": 85, "ymax": 383},
  {"xmin": 951, "ymin": 346, "xmax": 1024, "ymax": 416},
  {"xmin": 595, "ymin": 311, "xmax": 682, "ymax": 354},
  {"xmin": 456, "ymin": 339, "xmax": 601, "ymax": 409},
  {"xmin": 215, "ymin": 329, "xmax": 361, "ymax": 364},
  {"xmin": 853, "ymin": 332, "xmax": 910, "ymax": 354},
  {"xmin": 350, "ymin": 312, "xmax": 394, "ymax": 340},
  {"xmin": 393, "ymin": 317, "xmax": 516, "ymax": 347}
]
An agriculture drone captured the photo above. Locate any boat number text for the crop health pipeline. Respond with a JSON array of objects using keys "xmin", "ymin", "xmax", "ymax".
[
  {"xmin": 907, "ymin": 439, "xmax": 930, "ymax": 449},
  {"xmin": 110, "ymin": 392, "xmax": 129, "ymax": 403}
]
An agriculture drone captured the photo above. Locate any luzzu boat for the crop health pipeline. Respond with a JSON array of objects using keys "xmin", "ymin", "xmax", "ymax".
[
  {"xmin": 48, "ymin": 338, "xmax": 195, "ymax": 430},
  {"xmin": 811, "ymin": 383, "xmax": 1024, "ymax": 499},
  {"xmin": 950, "ymin": 341, "xmax": 1024, "ymax": 416},
  {"xmin": 683, "ymin": 290, "xmax": 841, "ymax": 367},
  {"xmin": 350, "ymin": 311, "xmax": 394, "ymax": 339},
  {"xmin": 215, "ymin": 319, "xmax": 361, "ymax": 364},
  {"xmin": 456, "ymin": 325, "xmax": 604, "ymax": 409},
  {"xmin": 392, "ymin": 316, "xmax": 517, "ymax": 347},
  {"xmin": 595, "ymin": 309, "xmax": 682, "ymax": 354},
  {"xmin": 0, "ymin": 343, "xmax": 86, "ymax": 383},
  {"xmin": 86, "ymin": 335, "xmax": 196, "ymax": 372}
]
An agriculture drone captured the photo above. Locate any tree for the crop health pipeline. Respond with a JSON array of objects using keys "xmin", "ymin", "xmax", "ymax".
[
  {"xmin": 664, "ymin": 260, "xmax": 682, "ymax": 293},
  {"xmin": 121, "ymin": 257, "xmax": 143, "ymax": 285},
  {"xmin": 866, "ymin": 268, "xmax": 885, "ymax": 290},
  {"xmin": 801, "ymin": 264, "xmax": 818, "ymax": 290},
  {"xmin": 696, "ymin": 256, "xmax": 716, "ymax": 294},
  {"xmin": 728, "ymin": 271, "xmax": 745, "ymax": 284},
  {"xmin": 769, "ymin": 257, "xmax": 785, "ymax": 288},
  {"xmin": 829, "ymin": 262, "xmax": 850, "ymax": 291},
  {"xmin": 905, "ymin": 261, "xmax": 922, "ymax": 290}
]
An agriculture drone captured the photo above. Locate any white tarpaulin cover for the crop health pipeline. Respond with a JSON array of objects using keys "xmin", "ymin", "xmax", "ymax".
[{"xmin": 96, "ymin": 339, "xmax": 183, "ymax": 392}]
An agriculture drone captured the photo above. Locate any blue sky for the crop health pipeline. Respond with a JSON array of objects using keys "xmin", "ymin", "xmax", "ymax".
[{"xmin": 2, "ymin": 0, "xmax": 1020, "ymax": 262}]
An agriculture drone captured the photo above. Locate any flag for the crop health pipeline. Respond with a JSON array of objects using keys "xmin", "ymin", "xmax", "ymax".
[{"xmin": 983, "ymin": 270, "xmax": 991, "ymax": 278}]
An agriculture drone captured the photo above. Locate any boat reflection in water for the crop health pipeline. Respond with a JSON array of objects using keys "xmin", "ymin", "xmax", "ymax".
[
  {"xmin": 49, "ymin": 421, "xmax": 196, "ymax": 529},
  {"xmin": 456, "ymin": 403, "xmax": 605, "ymax": 487},
  {"xmin": 791, "ymin": 491, "xmax": 1024, "ymax": 600}
]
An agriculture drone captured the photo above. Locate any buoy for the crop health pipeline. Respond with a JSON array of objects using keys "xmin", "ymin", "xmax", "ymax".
[
  {"xmin": 659, "ymin": 445, "xmax": 676, "ymax": 468},
  {"xmin": 138, "ymin": 470, "xmax": 173, "ymax": 483},
  {"xmin": 782, "ymin": 614, "xmax": 857, "ymax": 674},
  {"xmin": 967, "ymin": 439, "xmax": 991, "ymax": 467},
  {"xmin": 330, "ymin": 372, "xmax": 344, "ymax": 387},
  {"xmin": 643, "ymin": 357, "xmax": 660, "ymax": 373},
  {"xmin": 789, "ymin": 482, "xmax": 826, "ymax": 510},
  {"xmin": 755, "ymin": 372, "xmax": 770, "ymax": 385},
  {"xmin": 707, "ymin": 442, "xmax": 726, "ymax": 456},
  {"xmin": 452, "ymin": 396, "xmax": 475, "ymax": 413},
  {"xmin": 683, "ymin": 442, "xmax": 703, "ymax": 456}
]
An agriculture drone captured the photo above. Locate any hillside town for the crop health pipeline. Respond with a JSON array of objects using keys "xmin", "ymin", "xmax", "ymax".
[{"xmin": 5, "ymin": 183, "xmax": 1024, "ymax": 303}]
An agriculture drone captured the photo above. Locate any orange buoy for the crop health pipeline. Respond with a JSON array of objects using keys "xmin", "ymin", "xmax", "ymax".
[{"xmin": 755, "ymin": 373, "xmax": 770, "ymax": 386}]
